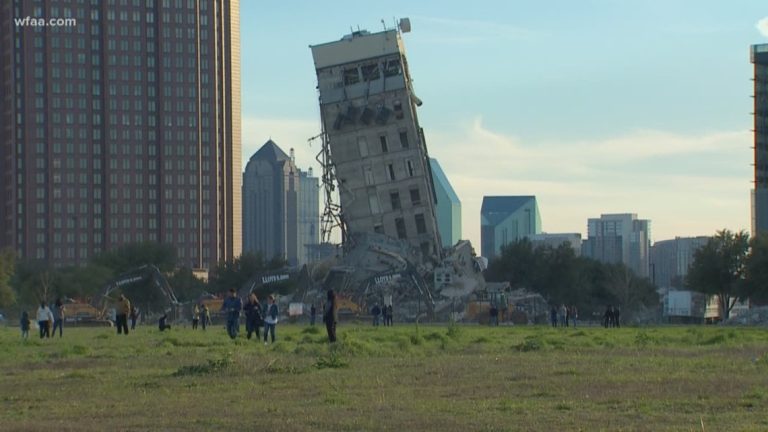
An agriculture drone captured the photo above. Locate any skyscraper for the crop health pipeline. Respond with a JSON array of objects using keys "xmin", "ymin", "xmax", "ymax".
[
  {"xmin": 480, "ymin": 196, "xmax": 541, "ymax": 259},
  {"xmin": 429, "ymin": 158, "xmax": 461, "ymax": 247},
  {"xmin": 298, "ymin": 168, "xmax": 320, "ymax": 265},
  {"xmin": 242, "ymin": 140, "xmax": 299, "ymax": 265},
  {"xmin": 242, "ymin": 140, "xmax": 319, "ymax": 266},
  {"xmin": 310, "ymin": 26, "xmax": 442, "ymax": 263},
  {"xmin": 583, "ymin": 213, "xmax": 651, "ymax": 278},
  {"xmin": 752, "ymin": 43, "xmax": 768, "ymax": 235},
  {"xmin": 0, "ymin": 1, "xmax": 242, "ymax": 269}
]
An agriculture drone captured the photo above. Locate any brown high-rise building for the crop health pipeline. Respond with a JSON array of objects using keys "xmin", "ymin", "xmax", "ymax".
[{"xmin": 0, "ymin": 0, "xmax": 241, "ymax": 269}]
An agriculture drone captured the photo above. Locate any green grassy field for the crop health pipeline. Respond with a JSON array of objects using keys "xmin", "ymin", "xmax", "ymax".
[{"xmin": 1, "ymin": 323, "xmax": 766, "ymax": 431}]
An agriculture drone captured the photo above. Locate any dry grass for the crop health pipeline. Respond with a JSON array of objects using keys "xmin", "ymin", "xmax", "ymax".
[{"xmin": 0, "ymin": 324, "xmax": 766, "ymax": 431}]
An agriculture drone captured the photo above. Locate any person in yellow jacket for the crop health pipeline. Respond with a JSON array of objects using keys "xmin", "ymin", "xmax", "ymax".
[{"xmin": 116, "ymin": 294, "xmax": 131, "ymax": 335}]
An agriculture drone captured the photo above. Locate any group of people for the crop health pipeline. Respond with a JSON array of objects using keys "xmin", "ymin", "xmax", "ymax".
[
  {"xmin": 19, "ymin": 299, "xmax": 66, "ymax": 340},
  {"xmin": 220, "ymin": 289, "xmax": 280, "ymax": 344},
  {"xmin": 191, "ymin": 303, "xmax": 211, "ymax": 330},
  {"xmin": 370, "ymin": 303, "xmax": 394, "ymax": 327},
  {"xmin": 549, "ymin": 304, "xmax": 579, "ymax": 328},
  {"xmin": 603, "ymin": 305, "xmax": 621, "ymax": 328}
]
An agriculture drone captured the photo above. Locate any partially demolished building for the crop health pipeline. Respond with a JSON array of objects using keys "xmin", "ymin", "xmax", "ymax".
[{"xmin": 309, "ymin": 21, "xmax": 484, "ymax": 319}]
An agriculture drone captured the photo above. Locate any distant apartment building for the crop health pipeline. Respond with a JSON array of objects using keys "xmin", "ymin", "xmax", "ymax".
[
  {"xmin": 651, "ymin": 236, "xmax": 710, "ymax": 321},
  {"xmin": 481, "ymin": 196, "xmax": 541, "ymax": 259},
  {"xmin": 529, "ymin": 233, "xmax": 582, "ymax": 255},
  {"xmin": 752, "ymin": 43, "xmax": 768, "ymax": 235},
  {"xmin": 429, "ymin": 158, "xmax": 461, "ymax": 247},
  {"xmin": 650, "ymin": 236, "xmax": 709, "ymax": 290},
  {"xmin": 0, "ymin": 0, "xmax": 242, "ymax": 269},
  {"xmin": 243, "ymin": 140, "xmax": 321, "ymax": 266},
  {"xmin": 310, "ymin": 27, "xmax": 442, "ymax": 262},
  {"xmin": 583, "ymin": 213, "xmax": 651, "ymax": 278}
]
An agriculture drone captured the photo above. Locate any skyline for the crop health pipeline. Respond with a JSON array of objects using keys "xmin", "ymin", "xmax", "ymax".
[{"xmin": 240, "ymin": 2, "xmax": 768, "ymax": 249}]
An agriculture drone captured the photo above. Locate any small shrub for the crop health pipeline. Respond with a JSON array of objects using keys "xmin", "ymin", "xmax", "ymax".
[
  {"xmin": 173, "ymin": 354, "xmax": 233, "ymax": 377},
  {"xmin": 516, "ymin": 336, "xmax": 544, "ymax": 352},
  {"xmin": 410, "ymin": 334, "xmax": 424, "ymax": 346},
  {"xmin": 302, "ymin": 326, "xmax": 321, "ymax": 335},
  {"xmin": 446, "ymin": 323, "xmax": 463, "ymax": 340},
  {"xmin": 315, "ymin": 350, "xmax": 349, "ymax": 369}
]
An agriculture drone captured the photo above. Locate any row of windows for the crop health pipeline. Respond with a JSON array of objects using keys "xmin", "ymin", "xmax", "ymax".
[
  {"xmin": 368, "ymin": 187, "xmax": 422, "ymax": 215},
  {"xmin": 357, "ymin": 130, "xmax": 410, "ymax": 158}
]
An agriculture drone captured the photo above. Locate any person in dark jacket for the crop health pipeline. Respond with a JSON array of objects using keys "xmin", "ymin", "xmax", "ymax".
[
  {"xmin": 221, "ymin": 289, "xmax": 242, "ymax": 339},
  {"xmin": 385, "ymin": 304, "xmax": 393, "ymax": 326},
  {"xmin": 371, "ymin": 303, "xmax": 381, "ymax": 327},
  {"xmin": 130, "ymin": 306, "xmax": 139, "ymax": 330},
  {"xmin": 323, "ymin": 289, "xmax": 338, "ymax": 343},
  {"xmin": 158, "ymin": 313, "xmax": 171, "ymax": 331},
  {"xmin": 243, "ymin": 293, "xmax": 263, "ymax": 340},
  {"xmin": 310, "ymin": 303, "xmax": 317, "ymax": 326},
  {"xmin": 20, "ymin": 311, "xmax": 31, "ymax": 340}
]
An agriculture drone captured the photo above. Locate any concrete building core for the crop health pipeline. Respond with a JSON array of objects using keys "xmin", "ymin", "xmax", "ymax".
[
  {"xmin": 752, "ymin": 43, "xmax": 768, "ymax": 235},
  {"xmin": 310, "ymin": 28, "xmax": 442, "ymax": 264}
]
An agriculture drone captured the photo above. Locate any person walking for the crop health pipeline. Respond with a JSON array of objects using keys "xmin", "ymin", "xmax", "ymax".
[
  {"xmin": 263, "ymin": 295, "xmax": 278, "ymax": 345},
  {"xmin": 192, "ymin": 304, "xmax": 200, "ymax": 330},
  {"xmin": 386, "ymin": 304, "xmax": 393, "ymax": 326},
  {"xmin": 20, "ymin": 310, "xmax": 31, "ymax": 340},
  {"xmin": 51, "ymin": 298, "xmax": 65, "ymax": 338},
  {"xmin": 115, "ymin": 294, "xmax": 131, "ymax": 335},
  {"xmin": 130, "ymin": 306, "xmax": 139, "ymax": 330},
  {"xmin": 221, "ymin": 289, "xmax": 242, "ymax": 339},
  {"xmin": 550, "ymin": 306, "xmax": 558, "ymax": 328},
  {"xmin": 310, "ymin": 303, "xmax": 316, "ymax": 326},
  {"xmin": 323, "ymin": 289, "xmax": 338, "ymax": 343},
  {"xmin": 37, "ymin": 302, "xmax": 53, "ymax": 339},
  {"xmin": 244, "ymin": 293, "xmax": 263, "ymax": 340},
  {"xmin": 571, "ymin": 306, "xmax": 578, "ymax": 328}
]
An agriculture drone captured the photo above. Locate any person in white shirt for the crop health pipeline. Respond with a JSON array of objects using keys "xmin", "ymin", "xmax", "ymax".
[
  {"xmin": 36, "ymin": 302, "xmax": 53, "ymax": 339},
  {"xmin": 263, "ymin": 295, "xmax": 279, "ymax": 345}
]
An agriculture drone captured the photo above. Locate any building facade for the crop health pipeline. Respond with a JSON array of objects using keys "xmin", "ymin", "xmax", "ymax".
[
  {"xmin": 480, "ymin": 196, "xmax": 542, "ymax": 259},
  {"xmin": 298, "ymin": 167, "xmax": 320, "ymax": 265},
  {"xmin": 529, "ymin": 233, "xmax": 582, "ymax": 255},
  {"xmin": 310, "ymin": 28, "xmax": 443, "ymax": 263},
  {"xmin": 0, "ymin": 0, "xmax": 242, "ymax": 269},
  {"xmin": 583, "ymin": 213, "xmax": 651, "ymax": 278},
  {"xmin": 429, "ymin": 158, "xmax": 461, "ymax": 247},
  {"xmin": 650, "ymin": 236, "xmax": 709, "ymax": 290},
  {"xmin": 752, "ymin": 43, "xmax": 768, "ymax": 236}
]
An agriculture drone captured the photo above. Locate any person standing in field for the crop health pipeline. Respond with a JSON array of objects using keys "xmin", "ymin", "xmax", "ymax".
[
  {"xmin": 37, "ymin": 301, "xmax": 53, "ymax": 339},
  {"xmin": 323, "ymin": 289, "xmax": 338, "ymax": 343},
  {"xmin": 192, "ymin": 304, "xmax": 200, "ymax": 330},
  {"xmin": 51, "ymin": 298, "xmax": 65, "ymax": 338},
  {"xmin": 130, "ymin": 306, "xmax": 139, "ymax": 330},
  {"xmin": 20, "ymin": 310, "xmax": 31, "ymax": 340},
  {"xmin": 201, "ymin": 303, "xmax": 210, "ymax": 330},
  {"xmin": 386, "ymin": 304, "xmax": 393, "ymax": 326},
  {"xmin": 263, "ymin": 295, "xmax": 278, "ymax": 345},
  {"xmin": 550, "ymin": 306, "xmax": 558, "ymax": 328},
  {"xmin": 221, "ymin": 289, "xmax": 242, "ymax": 339},
  {"xmin": 613, "ymin": 306, "xmax": 621, "ymax": 328},
  {"xmin": 116, "ymin": 294, "xmax": 131, "ymax": 335},
  {"xmin": 571, "ymin": 306, "xmax": 578, "ymax": 328},
  {"xmin": 371, "ymin": 303, "xmax": 381, "ymax": 327},
  {"xmin": 310, "ymin": 303, "xmax": 316, "ymax": 326}
]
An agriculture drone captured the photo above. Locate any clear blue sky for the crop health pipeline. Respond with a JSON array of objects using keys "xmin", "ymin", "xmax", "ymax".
[{"xmin": 239, "ymin": 1, "xmax": 768, "ymax": 248}]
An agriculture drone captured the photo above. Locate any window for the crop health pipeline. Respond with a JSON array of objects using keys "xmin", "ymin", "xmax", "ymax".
[
  {"xmin": 380, "ymin": 135, "xmax": 388, "ymax": 153},
  {"xmin": 415, "ymin": 214, "xmax": 427, "ymax": 234},
  {"xmin": 387, "ymin": 164, "xmax": 395, "ymax": 181},
  {"xmin": 395, "ymin": 218, "xmax": 407, "ymax": 239},
  {"xmin": 361, "ymin": 63, "xmax": 380, "ymax": 81},
  {"xmin": 410, "ymin": 188, "xmax": 421, "ymax": 206},
  {"xmin": 399, "ymin": 131, "xmax": 409, "ymax": 148},
  {"xmin": 363, "ymin": 166, "xmax": 374, "ymax": 186},
  {"xmin": 368, "ymin": 195, "xmax": 380, "ymax": 214},
  {"xmin": 384, "ymin": 59, "xmax": 401, "ymax": 77},
  {"xmin": 357, "ymin": 136, "xmax": 368, "ymax": 157},
  {"xmin": 343, "ymin": 67, "xmax": 359, "ymax": 86},
  {"xmin": 390, "ymin": 192, "xmax": 401, "ymax": 210},
  {"xmin": 374, "ymin": 224, "xmax": 384, "ymax": 234},
  {"xmin": 406, "ymin": 160, "xmax": 415, "ymax": 177}
]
